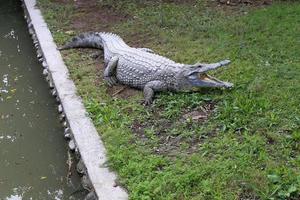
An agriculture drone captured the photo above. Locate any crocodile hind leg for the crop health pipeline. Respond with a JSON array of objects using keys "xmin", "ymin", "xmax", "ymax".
[
  {"xmin": 104, "ymin": 56, "xmax": 119, "ymax": 86},
  {"xmin": 143, "ymin": 81, "xmax": 166, "ymax": 105}
]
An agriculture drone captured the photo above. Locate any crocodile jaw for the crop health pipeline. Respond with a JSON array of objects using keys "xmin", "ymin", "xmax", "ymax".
[
  {"xmin": 194, "ymin": 73, "xmax": 233, "ymax": 88},
  {"xmin": 181, "ymin": 73, "xmax": 233, "ymax": 92}
]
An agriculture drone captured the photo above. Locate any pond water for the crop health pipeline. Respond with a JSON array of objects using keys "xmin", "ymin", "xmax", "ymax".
[{"xmin": 0, "ymin": 1, "xmax": 85, "ymax": 199}]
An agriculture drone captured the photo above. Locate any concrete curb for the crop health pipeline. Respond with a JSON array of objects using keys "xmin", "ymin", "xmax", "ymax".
[{"xmin": 21, "ymin": 0, "xmax": 128, "ymax": 199}]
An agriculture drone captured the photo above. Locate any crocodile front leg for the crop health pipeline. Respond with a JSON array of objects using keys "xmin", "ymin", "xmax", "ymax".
[
  {"xmin": 143, "ymin": 81, "xmax": 166, "ymax": 105},
  {"xmin": 104, "ymin": 56, "xmax": 118, "ymax": 86}
]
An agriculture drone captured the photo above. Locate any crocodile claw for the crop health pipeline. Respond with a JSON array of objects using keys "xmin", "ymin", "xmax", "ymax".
[
  {"xmin": 105, "ymin": 76, "xmax": 118, "ymax": 86},
  {"xmin": 143, "ymin": 99, "xmax": 153, "ymax": 106}
]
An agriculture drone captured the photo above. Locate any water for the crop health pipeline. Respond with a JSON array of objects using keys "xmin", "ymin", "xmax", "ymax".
[{"xmin": 0, "ymin": 1, "xmax": 85, "ymax": 199}]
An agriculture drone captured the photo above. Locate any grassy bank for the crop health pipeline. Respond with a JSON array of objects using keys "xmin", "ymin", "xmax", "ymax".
[{"xmin": 38, "ymin": 0, "xmax": 300, "ymax": 199}]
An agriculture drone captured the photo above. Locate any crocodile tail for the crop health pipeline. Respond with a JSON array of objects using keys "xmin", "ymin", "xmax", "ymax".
[{"xmin": 58, "ymin": 32, "xmax": 103, "ymax": 50}]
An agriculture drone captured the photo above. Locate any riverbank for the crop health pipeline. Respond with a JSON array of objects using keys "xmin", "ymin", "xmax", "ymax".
[{"xmin": 38, "ymin": 0, "xmax": 300, "ymax": 199}]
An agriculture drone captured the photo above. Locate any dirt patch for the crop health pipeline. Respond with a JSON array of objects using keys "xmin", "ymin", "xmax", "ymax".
[
  {"xmin": 218, "ymin": 0, "xmax": 272, "ymax": 6},
  {"xmin": 71, "ymin": 0, "xmax": 130, "ymax": 32},
  {"xmin": 51, "ymin": 0, "xmax": 69, "ymax": 4},
  {"xmin": 162, "ymin": 0, "xmax": 197, "ymax": 5},
  {"xmin": 51, "ymin": 0, "xmax": 130, "ymax": 32},
  {"xmin": 238, "ymin": 188, "xmax": 261, "ymax": 200},
  {"xmin": 131, "ymin": 102, "xmax": 216, "ymax": 157},
  {"xmin": 124, "ymin": 31, "xmax": 159, "ymax": 49},
  {"xmin": 181, "ymin": 103, "xmax": 215, "ymax": 122}
]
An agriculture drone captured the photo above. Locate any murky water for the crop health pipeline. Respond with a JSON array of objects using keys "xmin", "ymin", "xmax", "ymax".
[{"xmin": 0, "ymin": 1, "xmax": 85, "ymax": 199}]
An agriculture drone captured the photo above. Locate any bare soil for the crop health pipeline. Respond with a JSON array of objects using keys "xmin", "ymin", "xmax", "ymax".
[
  {"xmin": 131, "ymin": 102, "xmax": 217, "ymax": 157},
  {"xmin": 218, "ymin": 0, "xmax": 272, "ymax": 6},
  {"xmin": 71, "ymin": 0, "xmax": 130, "ymax": 32},
  {"xmin": 238, "ymin": 187, "xmax": 261, "ymax": 200}
]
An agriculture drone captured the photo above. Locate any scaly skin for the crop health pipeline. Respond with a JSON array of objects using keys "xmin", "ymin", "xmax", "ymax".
[{"xmin": 60, "ymin": 32, "xmax": 233, "ymax": 104}]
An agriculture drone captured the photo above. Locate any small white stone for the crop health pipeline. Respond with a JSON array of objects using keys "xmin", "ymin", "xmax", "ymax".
[
  {"xmin": 64, "ymin": 127, "xmax": 70, "ymax": 134},
  {"xmin": 64, "ymin": 133, "xmax": 71, "ymax": 139},
  {"xmin": 58, "ymin": 104, "xmax": 63, "ymax": 113},
  {"xmin": 68, "ymin": 140, "xmax": 76, "ymax": 151},
  {"xmin": 51, "ymin": 89, "xmax": 57, "ymax": 97},
  {"xmin": 55, "ymin": 96, "xmax": 60, "ymax": 102},
  {"xmin": 59, "ymin": 113, "xmax": 65, "ymax": 121},
  {"xmin": 27, "ymin": 22, "xmax": 32, "ymax": 28},
  {"xmin": 37, "ymin": 53, "xmax": 42, "ymax": 59},
  {"xmin": 49, "ymin": 81, "xmax": 54, "ymax": 89},
  {"xmin": 29, "ymin": 28, "xmax": 34, "ymax": 35},
  {"xmin": 42, "ymin": 61, "xmax": 47, "ymax": 68},
  {"xmin": 42, "ymin": 69, "xmax": 48, "ymax": 76},
  {"xmin": 62, "ymin": 121, "xmax": 68, "ymax": 128}
]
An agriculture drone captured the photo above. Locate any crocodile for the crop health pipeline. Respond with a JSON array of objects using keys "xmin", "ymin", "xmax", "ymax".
[{"xmin": 60, "ymin": 32, "xmax": 233, "ymax": 105}]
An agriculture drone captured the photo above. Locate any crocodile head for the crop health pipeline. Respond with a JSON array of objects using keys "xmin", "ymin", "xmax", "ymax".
[{"xmin": 176, "ymin": 60, "xmax": 233, "ymax": 91}]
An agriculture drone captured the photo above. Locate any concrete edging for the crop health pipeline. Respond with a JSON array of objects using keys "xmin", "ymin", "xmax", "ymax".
[{"xmin": 21, "ymin": 0, "xmax": 128, "ymax": 199}]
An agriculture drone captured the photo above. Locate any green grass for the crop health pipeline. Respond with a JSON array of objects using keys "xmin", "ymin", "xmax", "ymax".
[{"xmin": 38, "ymin": 0, "xmax": 300, "ymax": 199}]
